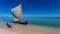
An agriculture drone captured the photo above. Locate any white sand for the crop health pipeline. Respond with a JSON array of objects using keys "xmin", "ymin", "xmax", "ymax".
[
  {"xmin": 0, "ymin": 22, "xmax": 60, "ymax": 34},
  {"xmin": 0, "ymin": 22, "xmax": 19, "ymax": 34},
  {"xmin": 0, "ymin": 29, "xmax": 20, "ymax": 34}
]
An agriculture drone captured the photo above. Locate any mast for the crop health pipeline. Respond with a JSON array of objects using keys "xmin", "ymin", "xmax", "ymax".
[{"xmin": 11, "ymin": 4, "xmax": 22, "ymax": 22}]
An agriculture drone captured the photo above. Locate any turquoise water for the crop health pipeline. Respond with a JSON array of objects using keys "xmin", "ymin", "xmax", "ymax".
[
  {"xmin": 0, "ymin": 17, "xmax": 60, "ymax": 27},
  {"xmin": 23, "ymin": 17, "xmax": 60, "ymax": 27}
]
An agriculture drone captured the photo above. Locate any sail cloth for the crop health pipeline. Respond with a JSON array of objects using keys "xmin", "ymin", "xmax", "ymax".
[{"xmin": 11, "ymin": 4, "xmax": 22, "ymax": 22}]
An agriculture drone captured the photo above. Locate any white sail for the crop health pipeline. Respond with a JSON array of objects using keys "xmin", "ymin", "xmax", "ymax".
[{"xmin": 11, "ymin": 4, "xmax": 22, "ymax": 22}]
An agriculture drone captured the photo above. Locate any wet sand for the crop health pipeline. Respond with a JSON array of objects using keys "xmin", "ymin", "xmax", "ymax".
[{"xmin": 0, "ymin": 22, "xmax": 60, "ymax": 34}]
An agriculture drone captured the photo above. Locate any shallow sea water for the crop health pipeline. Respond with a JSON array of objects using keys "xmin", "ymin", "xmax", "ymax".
[{"xmin": 0, "ymin": 17, "xmax": 60, "ymax": 28}]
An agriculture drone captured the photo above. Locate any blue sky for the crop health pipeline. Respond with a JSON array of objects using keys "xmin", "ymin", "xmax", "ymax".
[{"xmin": 0, "ymin": 0, "xmax": 60, "ymax": 17}]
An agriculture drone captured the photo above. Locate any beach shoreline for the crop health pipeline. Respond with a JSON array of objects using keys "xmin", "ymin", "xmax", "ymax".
[{"xmin": 0, "ymin": 22, "xmax": 60, "ymax": 34}]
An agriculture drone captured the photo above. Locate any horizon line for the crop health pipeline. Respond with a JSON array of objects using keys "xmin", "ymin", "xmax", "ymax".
[{"xmin": 0, "ymin": 14, "xmax": 60, "ymax": 17}]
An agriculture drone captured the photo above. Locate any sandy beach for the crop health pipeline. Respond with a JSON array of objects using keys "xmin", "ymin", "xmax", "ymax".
[{"xmin": 0, "ymin": 22, "xmax": 60, "ymax": 34}]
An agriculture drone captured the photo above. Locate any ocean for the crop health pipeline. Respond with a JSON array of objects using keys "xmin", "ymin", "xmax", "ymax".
[{"xmin": 0, "ymin": 17, "xmax": 60, "ymax": 28}]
